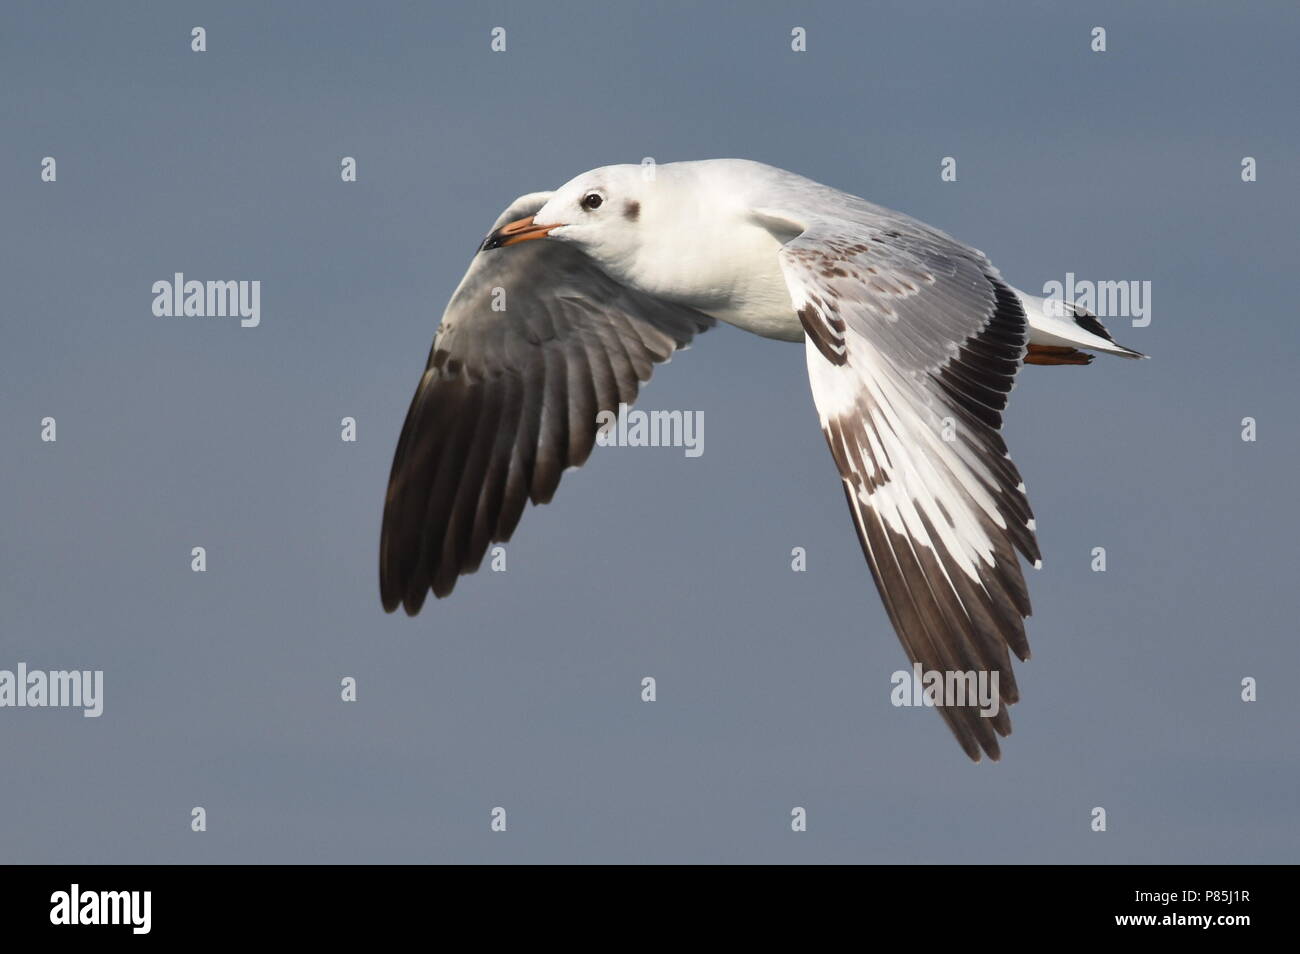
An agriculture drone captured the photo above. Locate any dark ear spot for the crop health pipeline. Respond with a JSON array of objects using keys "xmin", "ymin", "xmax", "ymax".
[{"xmin": 623, "ymin": 200, "xmax": 640, "ymax": 222}]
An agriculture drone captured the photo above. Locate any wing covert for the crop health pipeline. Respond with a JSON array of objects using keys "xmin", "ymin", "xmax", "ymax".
[{"xmin": 777, "ymin": 215, "xmax": 1040, "ymax": 761}]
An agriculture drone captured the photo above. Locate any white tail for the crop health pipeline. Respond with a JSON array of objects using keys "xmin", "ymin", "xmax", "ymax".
[{"xmin": 1014, "ymin": 288, "xmax": 1147, "ymax": 359}]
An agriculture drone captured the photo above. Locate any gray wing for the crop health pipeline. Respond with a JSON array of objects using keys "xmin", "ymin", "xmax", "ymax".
[
  {"xmin": 769, "ymin": 205, "xmax": 1040, "ymax": 761},
  {"xmin": 381, "ymin": 193, "xmax": 714, "ymax": 614}
]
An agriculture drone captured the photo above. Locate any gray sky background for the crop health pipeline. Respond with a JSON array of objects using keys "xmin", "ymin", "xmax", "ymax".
[{"xmin": 2, "ymin": 0, "xmax": 1297, "ymax": 863}]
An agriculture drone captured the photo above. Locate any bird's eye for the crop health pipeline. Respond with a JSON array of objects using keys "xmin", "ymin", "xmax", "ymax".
[{"xmin": 581, "ymin": 192, "xmax": 604, "ymax": 211}]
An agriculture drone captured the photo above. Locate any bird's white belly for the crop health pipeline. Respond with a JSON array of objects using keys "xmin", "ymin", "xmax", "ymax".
[
  {"xmin": 695, "ymin": 242, "xmax": 806, "ymax": 343},
  {"xmin": 706, "ymin": 294, "xmax": 805, "ymax": 342},
  {"xmin": 622, "ymin": 209, "xmax": 806, "ymax": 342}
]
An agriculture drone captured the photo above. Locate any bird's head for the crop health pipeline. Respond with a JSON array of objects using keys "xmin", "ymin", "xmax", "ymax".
[
  {"xmin": 480, "ymin": 164, "xmax": 654, "ymax": 271},
  {"xmin": 477, "ymin": 160, "xmax": 772, "ymax": 310}
]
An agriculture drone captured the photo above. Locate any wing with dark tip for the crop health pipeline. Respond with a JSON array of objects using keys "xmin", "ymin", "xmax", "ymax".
[
  {"xmin": 380, "ymin": 193, "xmax": 714, "ymax": 614},
  {"xmin": 769, "ymin": 205, "xmax": 1041, "ymax": 762}
]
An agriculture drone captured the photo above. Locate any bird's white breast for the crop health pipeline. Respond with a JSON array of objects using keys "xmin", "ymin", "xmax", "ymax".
[
  {"xmin": 637, "ymin": 214, "xmax": 805, "ymax": 343},
  {"xmin": 702, "ymin": 243, "xmax": 806, "ymax": 343}
]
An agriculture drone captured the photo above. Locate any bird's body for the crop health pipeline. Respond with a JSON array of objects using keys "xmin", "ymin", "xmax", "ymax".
[{"xmin": 381, "ymin": 158, "xmax": 1145, "ymax": 761}]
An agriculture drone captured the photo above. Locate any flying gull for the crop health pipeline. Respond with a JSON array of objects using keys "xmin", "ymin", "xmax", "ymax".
[{"xmin": 379, "ymin": 159, "xmax": 1145, "ymax": 761}]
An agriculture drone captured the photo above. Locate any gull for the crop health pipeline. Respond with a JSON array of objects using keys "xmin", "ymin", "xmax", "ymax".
[{"xmin": 380, "ymin": 159, "xmax": 1144, "ymax": 761}]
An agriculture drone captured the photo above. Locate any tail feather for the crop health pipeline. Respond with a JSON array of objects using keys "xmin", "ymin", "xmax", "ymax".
[{"xmin": 1013, "ymin": 287, "xmax": 1147, "ymax": 360}]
